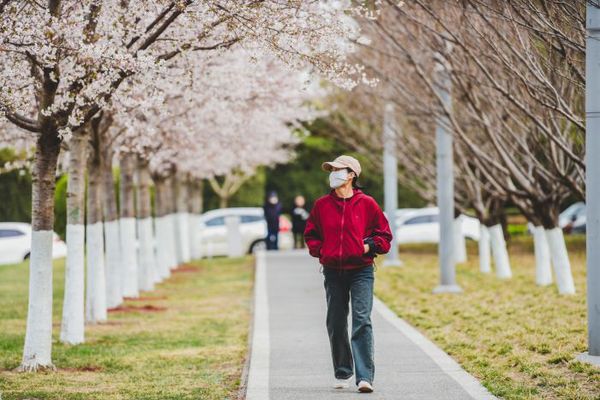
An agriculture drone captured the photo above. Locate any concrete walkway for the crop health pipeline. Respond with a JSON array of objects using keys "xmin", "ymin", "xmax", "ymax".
[{"xmin": 245, "ymin": 250, "xmax": 497, "ymax": 400}]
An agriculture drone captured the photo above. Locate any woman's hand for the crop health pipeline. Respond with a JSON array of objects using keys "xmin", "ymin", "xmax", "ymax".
[{"xmin": 363, "ymin": 243, "xmax": 370, "ymax": 254}]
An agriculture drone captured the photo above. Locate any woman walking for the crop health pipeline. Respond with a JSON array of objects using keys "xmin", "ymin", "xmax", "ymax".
[{"xmin": 304, "ymin": 155, "xmax": 392, "ymax": 393}]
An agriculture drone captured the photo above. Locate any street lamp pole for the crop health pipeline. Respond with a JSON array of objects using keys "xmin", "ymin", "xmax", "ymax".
[
  {"xmin": 433, "ymin": 57, "xmax": 461, "ymax": 294},
  {"xmin": 581, "ymin": 3, "xmax": 600, "ymax": 363},
  {"xmin": 383, "ymin": 103, "xmax": 402, "ymax": 267}
]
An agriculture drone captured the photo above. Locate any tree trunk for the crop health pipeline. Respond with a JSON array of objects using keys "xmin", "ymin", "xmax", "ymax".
[
  {"xmin": 219, "ymin": 195, "xmax": 229, "ymax": 209},
  {"xmin": 488, "ymin": 224, "xmax": 512, "ymax": 279},
  {"xmin": 189, "ymin": 180, "xmax": 204, "ymax": 260},
  {"xmin": 453, "ymin": 215, "xmax": 467, "ymax": 263},
  {"xmin": 20, "ymin": 131, "xmax": 61, "ymax": 372},
  {"xmin": 86, "ymin": 122, "xmax": 107, "ymax": 323},
  {"xmin": 136, "ymin": 160, "xmax": 157, "ymax": 291},
  {"xmin": 478, "ymin": 224, "xmax": 491, "ymax": 273},
  {"xmin": 532, "ymin": 225, "xmax": 552, "ymax": 286},
  {"xmin": 165, "ymin": 176, "xmax": 179, "ymax": 269},
  {"xmin": 173, "ymin": 176, "xmax": 191, "ymax": 264},
  {"xmin": 545, "ymin": 228, "xmax": 576, "ymax": 294},
  {"xmin": 100, "ymin": 135, "xmax": 122, "ymax": 309},
  {"xmin": 119, "ymin": 153, "xmax": 138, "ymax": 298},
  {"xmin": 60, "ymin": 130, "xmax": 87, "ymax": 344},
  {"xmin": 153, "ymin": 177, "xmax": 172, "ymax": 280}
]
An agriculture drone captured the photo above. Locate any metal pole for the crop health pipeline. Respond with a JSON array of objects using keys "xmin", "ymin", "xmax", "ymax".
[
  {"xmin": 433, "ymin": 58, "xmax": 461, "ymax": 294},
  {"xmin": 581, "ymin": 3, "xmax": 600, "ymax": 362},
  {"xmin": 383, "ymin": 103, "xmax": 402, "ymax": 266}
]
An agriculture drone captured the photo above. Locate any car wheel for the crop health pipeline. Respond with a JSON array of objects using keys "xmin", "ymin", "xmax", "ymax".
[
  {"xmin": 23, "ymin": 252, "xmax": 30, "ymax": 261},
  {"xmin": 249, "ymin": 239, "xmax": 266, "ymax": 254}
]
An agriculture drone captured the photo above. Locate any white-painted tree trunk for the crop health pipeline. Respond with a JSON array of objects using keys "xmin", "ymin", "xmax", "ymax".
[
  {"xmin": 489, "ymin": 224, "xmax": 512, "ymax": 279},
  {"xmin": 104, "ymin": 220, "xmax": 123, "ymax": 308},
  {"xmin": 175, "ymin": 212, "xmax": 191, "ymax": 263},
  {"xmin": 120, "ymin": 217, "xmax": 139, "ymax": 297},
  {"xmin": 545, "ymin": 228, "xmax": 576, "ymax": 295},
  {"xmin": 21, "ymin": 231, "xmax": 54, "ymax": 370},
  {"xmin": 137, "ymin": 217, "xmax": 156, "ymax": 292},
  {"xmin": 154, "ymin": 216, "xmax": 171, "ymax": 280},
  {"xmin": 60, "ymin": 224, "xmax": 85, "ymax": 344},
  {"xmin": 86, "ymin": 222, "xmax": 107, "ymax": 323},
  {"xmin": 478, "ymin": 225, "xmax": 491, "ymax": 273},
  {"xmin": 166, "ymin": 213, "xmax": 179, "ymax": 269},
  {"xmin": 453, "ymin": 216, "xmax": 467, "ymax": 263},
  {"xmin": 532, "ymin": 226, "xmax": 553, "ymax": 286}
]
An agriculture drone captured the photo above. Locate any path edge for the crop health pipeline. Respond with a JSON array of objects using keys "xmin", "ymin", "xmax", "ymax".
[
  {"xmin": 373, "ymin": 296, "xmax": 498, "ymax": 400},
  {"xmin": 236, "ymin": 256, "xmax": 257, "ymax": 400},
  {"xmin": 243, "ymin": 251, "xmax": 270, "ymax": 400}
]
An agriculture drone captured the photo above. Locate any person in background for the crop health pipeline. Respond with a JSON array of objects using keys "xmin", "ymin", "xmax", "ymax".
[
  {"xmin": 291, "ymin": 195, "xmax": 309, "ymax": 249},
  {"xmin": 304, "ymin": 155, "xmax": 392, "ymax": 394},
  {"xmin": 263, "ymin": 190, "xmax": 282, "ymax": 250}
]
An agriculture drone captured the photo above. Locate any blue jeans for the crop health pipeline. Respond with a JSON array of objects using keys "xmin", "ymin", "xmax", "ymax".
[{"xmin": 323, "ymin": 265, "xmax": 374, "ymax": 385}]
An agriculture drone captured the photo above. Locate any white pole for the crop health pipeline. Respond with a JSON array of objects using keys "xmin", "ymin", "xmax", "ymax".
[
  {"xmin": 433, "ymin": 58, "xmax": 461, "ymax": 294},
  {"xmin": 383, "ymin": 103, "xmax": 401, "ymax": 266},
  {"xmin": 583, "ymin": 4, "xmax": 600, "ymax": 361}
]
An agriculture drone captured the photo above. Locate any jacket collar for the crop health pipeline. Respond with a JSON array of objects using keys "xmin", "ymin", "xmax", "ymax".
[{"xmin": 329, "ymin": 188, "xmax": 364, "ymax": 202}]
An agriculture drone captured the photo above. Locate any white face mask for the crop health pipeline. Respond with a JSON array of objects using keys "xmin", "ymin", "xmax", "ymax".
[{"xmin": 329, "ymin": 170, "xmax": 349, "ymax": 189}]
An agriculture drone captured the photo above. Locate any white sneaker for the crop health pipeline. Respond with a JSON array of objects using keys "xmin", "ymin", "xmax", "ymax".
[
  {"xmin": 333, "ymin": 377, "xmax": 351, "ymax": 389},
  {"xmin": 357, "ymin": 380, "xmax": 373, "ymax": 393}
]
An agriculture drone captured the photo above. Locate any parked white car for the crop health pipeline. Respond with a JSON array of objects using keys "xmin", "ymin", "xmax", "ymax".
[
  {"xmin": 0, "ymin": 222, "xmax": 67, "ymax": 265},
  {"xmin": 198, "ymin": 207, "xmax": 293, "ymax": 257},
  {"xmin": 394, "ymin": 207, "xmax": 480, "ymax": 244},
  {"xmin": 558, "ymin": 202, "xmax": 586, "ymax": 233}
]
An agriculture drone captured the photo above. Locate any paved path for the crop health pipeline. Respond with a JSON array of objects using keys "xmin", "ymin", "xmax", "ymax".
[{"xmin": 246, "ymin": 250, "xmax": 497, "ymax": 400}]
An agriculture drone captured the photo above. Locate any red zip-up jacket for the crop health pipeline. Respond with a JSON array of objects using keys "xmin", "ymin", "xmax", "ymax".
[{"xmin": 304, "ymin": 189, "xmax": 393, "ymax": 270}]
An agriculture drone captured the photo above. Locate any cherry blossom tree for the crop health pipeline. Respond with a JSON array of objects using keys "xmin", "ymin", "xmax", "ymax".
[{"xmin": 1, "ymin": 0, "xmax": 363, "ymax": 371}]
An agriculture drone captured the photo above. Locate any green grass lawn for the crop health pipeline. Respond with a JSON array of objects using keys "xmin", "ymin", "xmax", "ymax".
[
  {"xmin": 376, "ymin": 236, "xmax": 599, "ymax": 400},
  {"xmin": 0, "ymin": 256, "xmax": 253, "ymax": 400}
]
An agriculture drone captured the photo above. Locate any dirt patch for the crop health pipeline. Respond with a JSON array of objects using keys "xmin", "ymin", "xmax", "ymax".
[
  {"xmin": 108, "ymin": 304, "xmax": 167, "ymax": 313},
  {"xmin": 124, "ymin": 295, "xmax": 168, "ymax": 301},
  {"xmin": 173, "ymin": 264, "xmax": 201, "ymax": 273},
  {"xmin": 61, "ymin": 365, "xmax": 103, "ymax": 372}
]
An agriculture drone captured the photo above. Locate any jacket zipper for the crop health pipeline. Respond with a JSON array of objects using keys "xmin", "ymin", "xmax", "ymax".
[{"xmin": 339, "ymin": 198, "xmax": 346, "ymax": 269}]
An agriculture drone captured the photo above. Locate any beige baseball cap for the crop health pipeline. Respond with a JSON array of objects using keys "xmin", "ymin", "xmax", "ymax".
[{"xmin": 322, "ymin": 155, "xmax": 362, "ymax": 177}]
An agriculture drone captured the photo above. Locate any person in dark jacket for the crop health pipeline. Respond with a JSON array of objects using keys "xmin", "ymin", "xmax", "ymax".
[
  {"xmin": 263, "ymin": 190, "xmax": 282, "ymax": 250},
  {"xmin": 291, "ymin": 195, "xmax": 309, "ymax": 249},
  {"xmin": 304, "ymin": 155, "xmax": 392, "ymax": 394}
]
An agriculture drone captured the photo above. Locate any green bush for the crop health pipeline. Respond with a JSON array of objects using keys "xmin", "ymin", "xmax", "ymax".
[
  {"xmin": 508, "ymin": 223, "xmax": 528, "ymax": 237},
  {"xmin": 0, "ymin": 149, "xmax": 32, "ymax": 223}
]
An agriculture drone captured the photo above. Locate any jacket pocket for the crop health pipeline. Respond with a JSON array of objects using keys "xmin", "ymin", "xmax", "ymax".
[
  {"xmin": 343, "ymin": 235, "xmax": 366, "ymax": 265},
  {"xmin": 319, "ymin": 239, "xmax": 338, "ymax": 266}
]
